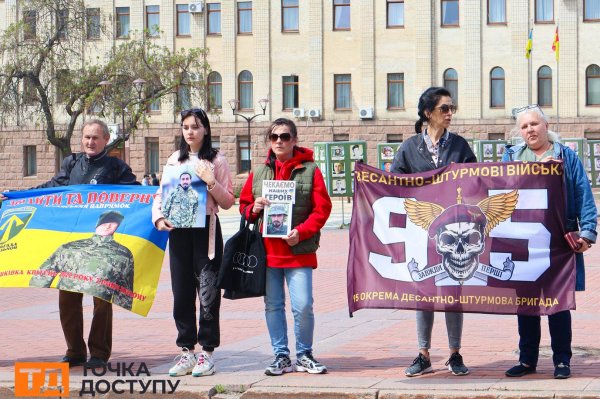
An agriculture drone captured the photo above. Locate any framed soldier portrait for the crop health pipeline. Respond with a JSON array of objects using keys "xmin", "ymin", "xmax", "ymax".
[{"xmin": 161, "ymin": 165, "xmax": 208, "ymax": 228}]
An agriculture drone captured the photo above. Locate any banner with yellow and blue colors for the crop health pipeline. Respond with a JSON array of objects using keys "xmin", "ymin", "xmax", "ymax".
[{"xmin": 0, "ymin": 185, "xmax": 168, "ymax": 316}]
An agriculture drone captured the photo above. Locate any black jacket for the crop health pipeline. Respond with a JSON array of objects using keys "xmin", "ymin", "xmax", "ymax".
[
  {"xmin": 391, "ymin": 131, "xmax": 477, "ymax": 174},
  {"xmin": 36, "ymin": 150, "xmax": 138, "ymax": 187}
]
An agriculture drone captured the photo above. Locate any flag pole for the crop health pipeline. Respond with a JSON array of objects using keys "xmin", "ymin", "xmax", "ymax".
[
  {"xmin": 555, "ymin": 21, "xmax": 560, "ymax": 131},
  {"xmin": 528, "ymin": 21, "xmax": 533, "ymax": 105}
]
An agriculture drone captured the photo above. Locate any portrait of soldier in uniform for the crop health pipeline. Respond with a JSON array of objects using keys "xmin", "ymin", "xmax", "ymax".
[
  {"xmin": 162, "ymin": 171, "xmax": 199, "ymax": 228},
  {"xmin": 265, "ymin": 203, "xmax": 290, "ymax": 237},
  {"xmin": 29, "ymin": 211, "xmax": 134, "ymax": 311}
]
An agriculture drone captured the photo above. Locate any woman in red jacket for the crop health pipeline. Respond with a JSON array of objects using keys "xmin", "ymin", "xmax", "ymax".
[{"xmin": 239, "ymin": 118, "xmax": 332, "ymax": 376}]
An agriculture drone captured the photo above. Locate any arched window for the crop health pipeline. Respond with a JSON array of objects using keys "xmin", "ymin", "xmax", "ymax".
[
  {"xmin": 208, "ymin": 71, "xmax": 222, "ymax": 110},
  {"xmin": 537, "ymin": 66, "xmax": 552, "ymax": 106},
  {"xmin": 443, "ymin": 68, "xmax": 458, "ymax": 103},
  {"xmin": 238, "ymin": 70, "xmax": 253, "ymax": 110},
  {"xmin": 586, "ymin": 64, "xmax": 600, "ymax": 106},
  {"xmin": 490, "ymin": 67, "xmax": 505, "ymax": 108}
]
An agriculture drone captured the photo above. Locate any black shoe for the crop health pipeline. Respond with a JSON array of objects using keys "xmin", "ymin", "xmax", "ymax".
[
  {"xmin": 554, "ymin": 363, "xmax": 571, "ymax": 379},
  {"xmin": 445, "ymin": 352, "xmax": 470, "ymax": 376},
  {"xmin": 61, "ymin": 355, "xmax": 86, "ymax": 367},
  {"xmin": 405, "ymin": 353, "xmax": 433, "ymax": 377},
  {"xmin": 85, "ymin": 357, "xmax": 107, "ymax": 368},
  {"xmin": 505, "ymin": 362, "xmax": 536, "ymax": 377}
]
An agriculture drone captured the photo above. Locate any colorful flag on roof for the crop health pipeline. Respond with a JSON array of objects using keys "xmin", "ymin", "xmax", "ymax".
[
  {"xmin": 525, "ymin": 28, "xmax": 533, "ymax": 59},
  {"xmin": 552, "ymin": 26, "xmax": 559, "ymax": 61}
]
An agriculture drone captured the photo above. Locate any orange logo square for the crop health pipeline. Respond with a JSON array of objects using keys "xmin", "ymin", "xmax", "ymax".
[{"xmin": 15, "ymin": 362, "xmax": 69, "ymax": 397}]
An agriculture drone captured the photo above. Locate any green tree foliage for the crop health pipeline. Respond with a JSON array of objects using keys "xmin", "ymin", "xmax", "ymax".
[{"xmin": 0, "ymin": 0, "xmax": 209, "ymax": 156}]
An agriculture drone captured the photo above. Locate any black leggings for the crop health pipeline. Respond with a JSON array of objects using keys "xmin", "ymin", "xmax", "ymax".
[{"xmin": 168, "ymin": 216, "xmax": 223, "ymax": 352}]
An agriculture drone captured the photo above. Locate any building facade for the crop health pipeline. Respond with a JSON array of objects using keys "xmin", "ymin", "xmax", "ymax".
[{"xmin": 2, "ymin": 0, "xmax": 600, "ymax": 190}]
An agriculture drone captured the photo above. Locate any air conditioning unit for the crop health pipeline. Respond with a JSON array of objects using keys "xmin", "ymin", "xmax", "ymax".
[
  {"xmin": 292, "ymin": 108, "xmax": 305, "ymax": 118},
  {"xmin": 308, "ymin": 109, "xmax": 321, "ymax": 119},
  {"xmin": 188, "ymin": 2, "xmax": 204, "ymax": 13},
  {"xmin": 359, "ymin": 107, "xmax": 374, "ymax": 120}
]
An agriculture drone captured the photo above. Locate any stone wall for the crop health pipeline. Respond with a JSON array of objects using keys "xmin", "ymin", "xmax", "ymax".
[{"xmin": 3, "ymin": 117, "xmax": 600, "ymax": 194}]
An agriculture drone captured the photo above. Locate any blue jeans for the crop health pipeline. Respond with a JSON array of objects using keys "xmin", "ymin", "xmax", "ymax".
[
  {"xmin": 416, "ymin": 310, "xmax": 463, "ymax": 350},
  {"xmin": 264, "ymin": 267, "xmax": 314, "ymax": 358},
  {"xmin": 518, "ymin": 310, "xmax": 572, "ymax": 367}
]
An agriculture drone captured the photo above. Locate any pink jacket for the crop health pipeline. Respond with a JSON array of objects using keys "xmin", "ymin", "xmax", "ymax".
[{"xmin": 151, "ymin": 151, "xmax": 235, "ymax": 225}]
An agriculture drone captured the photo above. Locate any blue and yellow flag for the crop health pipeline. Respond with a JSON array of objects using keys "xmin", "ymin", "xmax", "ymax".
[
  {"xmin": 525, "ymin": 28, "xmax": 533, "ymax": 59},
  {"xmin": 0, "ymin": 185, "xmax": 168, "ymax": 316}
]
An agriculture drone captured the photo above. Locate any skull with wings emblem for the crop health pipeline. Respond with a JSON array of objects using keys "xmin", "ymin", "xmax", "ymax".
[{"xmin": 404, "ymin": 188, "xmax": 519, "ymax": 283}]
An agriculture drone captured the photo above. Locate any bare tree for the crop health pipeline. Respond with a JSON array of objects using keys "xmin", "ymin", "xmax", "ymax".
[{"xmin": 0, "ymin": 0, "xmax": 209, "ymax": 156}]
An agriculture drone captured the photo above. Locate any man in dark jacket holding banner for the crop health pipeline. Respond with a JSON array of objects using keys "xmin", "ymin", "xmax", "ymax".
[{"xmin": 2, "ymin": 119, "xmax": 138, "ymax": 368}]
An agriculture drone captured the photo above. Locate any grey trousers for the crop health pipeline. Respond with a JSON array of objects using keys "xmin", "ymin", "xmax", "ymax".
[{"xmin": 416, "ymin": 310, "xmax": 463, "ymax": 350}]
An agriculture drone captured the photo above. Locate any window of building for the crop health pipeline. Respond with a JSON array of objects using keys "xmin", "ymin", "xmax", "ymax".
[
  {"xmin": 333, "ymin": 0, "xmax": 350, "ymax": 30},
  {"xmin": 535, "ymin": 0, "xmax": 553, "ymax": 23},
  {"xmin": 212, "ymin": 136, "xmax": 221, "ymax": 149},
  {"xmin": 537, "ymin": 65, "xmax": 552, "ymax": 106},
  {"xmin": 116, "ymin": 7, "xmax": 130, "ymax": 38},
  {"xmin": 177, "ymin": 72, "xmax": 191, "ymax": 111},
  {"xmin": 238, "ymin": 137, "xmax": 251, "ymax": 173},
  {"xmin": 490, "ymin": 67, "xmax": 505, "ymax": 108},
  {"xmin": 86, "ymin": 8, "xmax": 101, "ymax": 39},
  {"xmin": 238, "ymin": 70, "xmax": 253, "ymax": 110},
  {"xmin": 586, "ymin": 64, "xmax": 600, "ymax": 105},
  {"xmin": 333, "ymin": 133, "xmax": 349, "ymax": 141},
  {"xmin": 145, "ymin": 138, "xmax": 160, "ymax": 174},
  {"xmin": 56, "ymin": 69, "xmax": 70, "ymax": 103},
  {"xmin": 387, "ymin": 1, "xmax": 404, "ymax": 28},
  {"xmin": 177, "ymin": 4, "xmax": 190, "ymax": 36},
  {"xmin": 387, "ymin": 134, "xmax": 403, "ymax": 143},
  {"xmin": 23, "ymin": 10, "xmax": 37, "ymax": 40},
  {"xmin": 282, "ymin": 76, "xmax": 299, "ymax": 110},
  {"xmin": 24, "ymin": 146, "xmax": 37, "ymax": 177},
  {"xmin": 282, "ymin": 0, "xmax": 299, "ymax": 32},
  {"xmin": 334, "ymin": 74, "xmax": 351, "ymax": 110},
  {"xmin": 488, "ymin": 0, "xmax": 506, "ymax": 24},
  {"xmin": 55, "ymin": 147, "xmax": 65, "ymax": 174},
  {"xmin": 238, "ymin": 2, "xmax": 252, "ymax": 34},
  {"xmin": 441, "ymin": 0, "xmax": 459, "ymax": 26},
  {"xmin": 23, "ymin": 78, "xmax": 37, "ymax": 104},
  {"xmin": 443, "ymin": 68, "xmax": 458, "ymax": 103},
  {"xmin": 57, "ymin": 9, "xmax": 68, "ymax": 40},
  {"xmin": 148, "ymin": 99, "xmax": 161, "ymax": 112},
  {"xmin": 207, "ymin": 3, "xmax": 221, "ymax": 34},
  {"xmin": 146, "ymin": 5, "xmax": 160, "ymax": 37},
  {"xmin": 585, "ymin": 0, "xmax": 600, "ymax": 21},
  {"xmin": 387, "ymin": 73, "xmax": 404, "ymax": 109},
  {"xmin": 208, "ymin": 71, "xmax": 222, "ymax": 110}
]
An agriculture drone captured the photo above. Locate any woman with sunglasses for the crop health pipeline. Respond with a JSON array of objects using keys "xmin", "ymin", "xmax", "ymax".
[
  {"xmin": 502, "ymin": 105, "xmax": 596, "ymax": 379},
  {"xmin": 239, "ymin": 118, "xmax": 332, "ymax": 376},
  {"xmin": 391, "ymin": 86, "xmax": 476, "ymax": 377},
  {"xmin": 152, "ymin": 108, "xmax": 234, "ymax": 377}
]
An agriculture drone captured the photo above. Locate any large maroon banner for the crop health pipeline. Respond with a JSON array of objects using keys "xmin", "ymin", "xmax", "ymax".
[{"xmin": 347, "ymin": 161, "xmax": 575, "ymax": 316}]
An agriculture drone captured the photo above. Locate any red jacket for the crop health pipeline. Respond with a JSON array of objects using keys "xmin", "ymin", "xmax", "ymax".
[{"xmin": 239, "ymin": 147, "xmax": 332, "ymax": 268}]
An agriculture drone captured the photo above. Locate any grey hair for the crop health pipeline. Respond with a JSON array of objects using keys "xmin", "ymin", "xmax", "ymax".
[
  {"xmin": 82, "ymin": 119, "xmax": 110, "ymax": 139},
  {"xmin": 511, "ymin": 107, "xmax": 560, "ymax": 143}
]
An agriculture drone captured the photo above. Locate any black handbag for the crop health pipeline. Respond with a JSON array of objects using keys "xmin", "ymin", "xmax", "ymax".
[{"xmin": 218, "ymin": 206, "xmax": 266, "ymax": 298}]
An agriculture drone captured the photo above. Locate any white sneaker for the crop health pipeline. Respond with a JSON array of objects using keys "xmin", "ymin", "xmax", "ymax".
[
  {"xmin": 168, "ymin": 348, "xmax": 197, "ymax": 377},
  {"xmin": 192, "ymin": 352, "xmax": 215, "ymax": 377}
]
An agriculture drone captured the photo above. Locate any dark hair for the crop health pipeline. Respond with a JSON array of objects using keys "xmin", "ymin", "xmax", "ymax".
[
  {"xmin": 179, "ymin": 172, "xmax": 192, "ymax": 179},
  {"xmin": 415, "ymin": 87, "xmax": 452, "ymax": 133},
  {"xmin": 264, "ymin": 117, "xmax": 298, "ymax": 143},
  {"xmin": 264, "ymin": 118, "xmax": 299, "ymax": 168},
  {"xmin": 178, "ymin": 108, "xmax": 218, "ymax": 163}
]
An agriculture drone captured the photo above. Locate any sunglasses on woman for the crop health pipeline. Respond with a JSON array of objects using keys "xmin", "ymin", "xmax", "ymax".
[
  {"xmin": 436, "ymin": 104, "xmax": 458, "ymax": 114},
  {"xmin": 269, "ymin": 133, "xmax": 292, "ymax": 142},
  {"xmin": 180, "ymin": 108, "xmax": 207, "ymax": 119}
]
